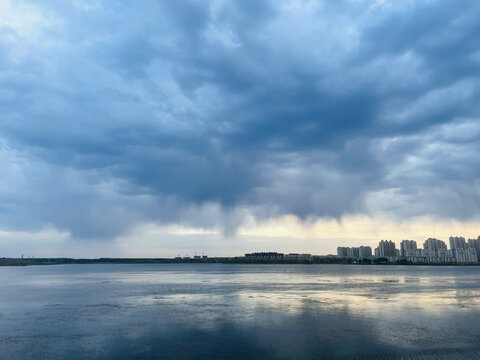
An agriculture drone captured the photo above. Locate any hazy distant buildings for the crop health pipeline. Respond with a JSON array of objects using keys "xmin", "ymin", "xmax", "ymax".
[
  {"xmin": 337, "ymin": 247, "xmax": 349, "ymax": 258},
  {"xmin": 468, "ymin": 237, "xmax": 480, "ymax": 261},
  {"xmin": 452, "ymin": 248, "xmax": 477, "ymax": 263},
  {"xmin": 335, "ymin": 236, "xmax": 479, "ymax": 264},
  {"xmin": 245, "ymin": 235, "xmax": 480, "ymax": 264},
  {"xmin": 245, "ymin": 252, "xmax": 284, "ymax": 260},
  {"xmin": 420, "ymin": 248, "xmax": 455, "ymax": 264},
  {"xmin": 375, "ymin": 240, "xmax": 397, "ymax": 258},
  {"xmin": 449, "ymin": 236, "xmax": 477, "ymax": 263},
  {"xmin": 286, "ymin": 253, "xmax": 312, "ymax": 261},
  {"xmin": 400, "ymin": 240, "xmax": 417, "ymax": 257},
  {"xmin": 369, "ymin": 236, "xmax": 480, "ymax": 264},
  {"xmin": 337, "ymin": 246, "xmax": 371, "ymax": 260},
  {"xmin": 423, "ymin": 238, "xmax": 447, "ymax": 251},
  {"xmin": 358, "ymin": 246, "xmax": 372, "ymax": 259},
  {"xmin": 449, "ymin": 236, "xmax": 467, "ymax": 250}
]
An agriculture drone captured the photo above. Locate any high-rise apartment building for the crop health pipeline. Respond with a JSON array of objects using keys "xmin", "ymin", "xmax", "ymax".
[
  {"xmin": 338, "ymin": 246, "xmax": 371, "ymax": 259},
  {"xmin": 375, "ymin": 240, "xmax": 396, "ymax": 257},
  {"xmin": 452, "ymin": 248, "xmax": 478, "ymax": 263},
  {"xmin": 423, "ymin": 238, "xmax": 447, "ymax": 251},
  {"xmin": 449, "ymin": 236, "xmax": 467, "ymax": 250},
  {"xmin": 358, "ymin": 246, "xmax": 372, "ymax": 259},
  {"xmin": 468, "ymin": 237, "xmax": 480, "ymax": 261},
  {"xmin": 337, "ymin": 247, "xmax": 347, "ymax": 257},
  {"xmin": 400, "ymin": 240, "xmax": 417, "ymax": 257}
]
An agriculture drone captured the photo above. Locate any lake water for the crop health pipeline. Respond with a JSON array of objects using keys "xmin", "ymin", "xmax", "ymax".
[{"xmin": 1, "ymin": 264, "xmax": 480, "ymax": 359}]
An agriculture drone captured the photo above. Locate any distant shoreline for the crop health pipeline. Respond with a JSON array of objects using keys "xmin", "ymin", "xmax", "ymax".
[{"xmin": 1, "ymin": 257, "xmax": 479, "ymax": 267}]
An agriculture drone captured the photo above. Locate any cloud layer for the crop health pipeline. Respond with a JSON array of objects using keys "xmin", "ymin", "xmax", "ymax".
[{"xmin": 1, "ymin": 0, "xmax": 480, "ymax": 241}]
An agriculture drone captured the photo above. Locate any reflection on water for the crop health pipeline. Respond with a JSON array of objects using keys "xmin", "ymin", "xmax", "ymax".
[{"xmin": 1, "ymin": 264, "xmax": 480, "ymax": 359}]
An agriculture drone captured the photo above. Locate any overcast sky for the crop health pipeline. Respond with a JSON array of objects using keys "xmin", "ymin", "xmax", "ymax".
[{"xmin": 1, "ymin": 0, "xmax": 480, "ymax": 257}]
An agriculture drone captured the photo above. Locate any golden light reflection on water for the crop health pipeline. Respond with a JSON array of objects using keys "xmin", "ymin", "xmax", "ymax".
[
  {"xmin": 8, "ymin": 265, "xmax": 480, "ymax": 322},
  {"xmin": 117, "ymin": 268, "xmax": 480, "ymax": 324}
]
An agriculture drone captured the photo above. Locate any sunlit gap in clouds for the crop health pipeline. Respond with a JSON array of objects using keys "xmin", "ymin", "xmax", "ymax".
[{"xmin": 3, "ymin": 214, "xmax": 480, "ymax": 258}]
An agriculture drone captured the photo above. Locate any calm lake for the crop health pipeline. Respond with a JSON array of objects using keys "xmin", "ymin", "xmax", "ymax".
[{"xmin": 1, "ymin": 264, "xmax": 479, "ymax": 359}]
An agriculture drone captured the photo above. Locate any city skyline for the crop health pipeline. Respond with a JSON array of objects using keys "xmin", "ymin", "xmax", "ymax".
[
  {"xmin": 338, "ymin": 236, "xmax": 480, "ymax": 264},
  {"xmin": 8, "ymin": 233, "xmax": 480, "ymax": 260}
]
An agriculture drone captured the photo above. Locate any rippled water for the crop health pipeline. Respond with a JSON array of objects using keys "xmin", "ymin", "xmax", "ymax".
[{"xmin": 1, "ymin": 264, "xmax": 480, "ymax": 359}]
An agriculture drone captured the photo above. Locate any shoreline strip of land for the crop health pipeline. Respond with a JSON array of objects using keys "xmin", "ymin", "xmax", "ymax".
[{"xmin": 1, "ymin": 257, "xmax": 479, "ymax": 266}]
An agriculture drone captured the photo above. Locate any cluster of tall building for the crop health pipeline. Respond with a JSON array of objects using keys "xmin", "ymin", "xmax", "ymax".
[
  {"xmin": 336, "ymin": 246, "xmax": 372, "ymax": 259},
  {"xmin": 337, "ymin": 236, "xmax": 480, "ymax": 264}
]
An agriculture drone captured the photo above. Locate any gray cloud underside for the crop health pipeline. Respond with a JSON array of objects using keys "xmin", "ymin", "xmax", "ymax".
[{"xmin": 1, "ymin": 0, "xmax": 480, "ymax": 239}]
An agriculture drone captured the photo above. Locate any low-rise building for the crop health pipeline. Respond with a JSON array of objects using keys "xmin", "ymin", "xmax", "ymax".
[
  {"xmin": 286, "ymin": 253, "xmax": 312, "ymax": 261},
  {"xmin": 244, "ymin": 252, "xmax": 284, "ymax": 260}
]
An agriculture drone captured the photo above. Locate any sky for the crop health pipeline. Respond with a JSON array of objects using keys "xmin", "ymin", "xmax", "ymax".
[{"xmin": 1, "ymin": 0, "xmax": 480, "ymax": 257}]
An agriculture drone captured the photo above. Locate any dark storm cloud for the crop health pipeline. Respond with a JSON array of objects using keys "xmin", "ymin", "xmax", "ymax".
[{"xmin": 1, "ymin": 0, "xmax": 480, "ymax": 238}]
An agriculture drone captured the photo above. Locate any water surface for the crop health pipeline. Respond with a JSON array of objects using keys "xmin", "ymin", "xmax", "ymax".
[{"xmin": 1, "ymin": 264, "xmax": 479, "ymax": 359}]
